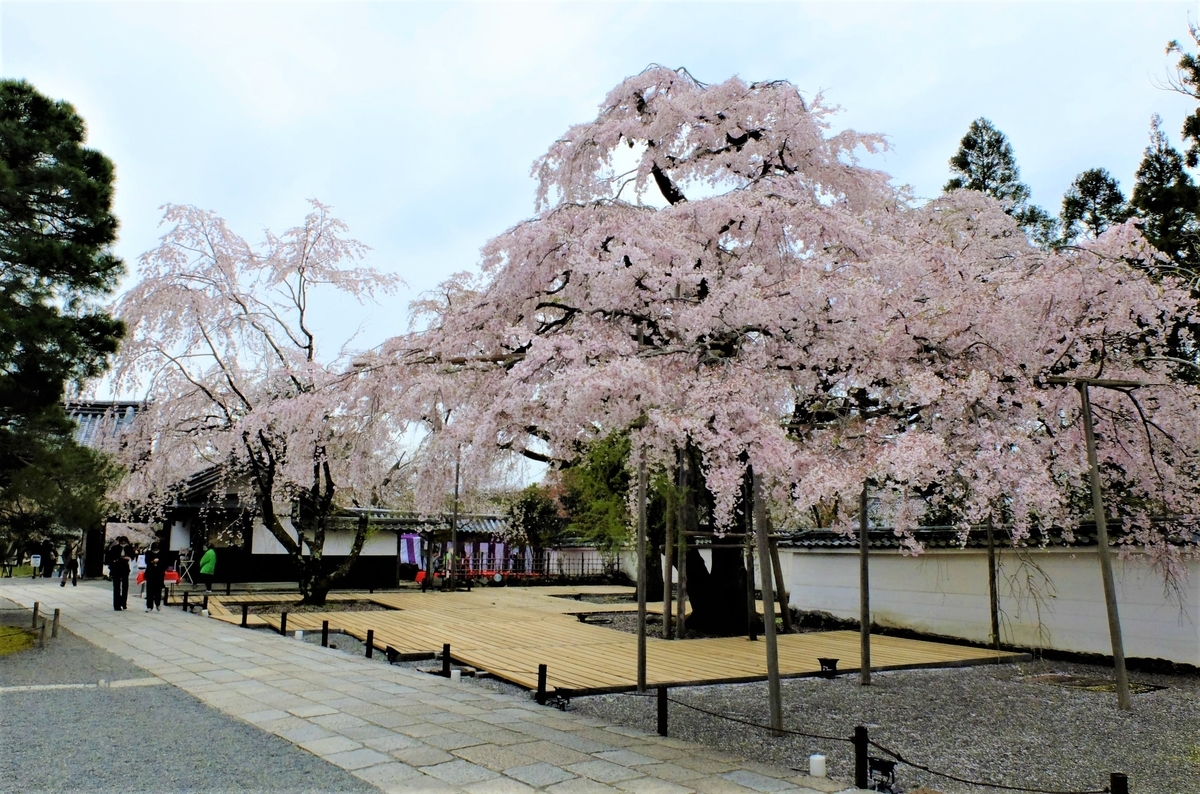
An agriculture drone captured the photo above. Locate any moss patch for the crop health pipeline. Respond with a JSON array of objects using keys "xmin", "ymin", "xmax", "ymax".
[{"xmin": 0, "ymin": 626, "xmax": 37, "ymax": 656}]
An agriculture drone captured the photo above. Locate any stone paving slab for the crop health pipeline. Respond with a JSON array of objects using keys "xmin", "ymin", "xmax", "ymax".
[{"xmin": 0, "ymin": 579, "xmax": 870, "ymax": 794}]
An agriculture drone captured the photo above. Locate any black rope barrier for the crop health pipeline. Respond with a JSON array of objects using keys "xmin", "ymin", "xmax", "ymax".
[
  {"xmin": 608, "ymin": 689, "xmax": 1112, "ymax": 794},
  {"xmin": 420, "ymin": 662, "xmax": 1115, "ymax": 794},
  {"xmin": 867, "ymin": 738, "xmax": 1110, "ymax": 794},
  {"xmin": 656, "ymin": 693, "xmax": 851, "ymax": 744}
]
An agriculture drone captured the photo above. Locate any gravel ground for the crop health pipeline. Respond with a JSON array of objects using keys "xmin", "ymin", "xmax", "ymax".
[
  {"xmin": 0, "ymin": 599, "xmax": 376, "ymax": 794},
  {"xmin": 571, "ymin": 661, "xmax": 1197, "ymax": 794},
  {"xmin": 460, "ymin": 640, "xmax": 1198, "ymax": 794},
  {"xmin": 259, "ymin": 616, "xmax": 1200, "ymax": 793}
]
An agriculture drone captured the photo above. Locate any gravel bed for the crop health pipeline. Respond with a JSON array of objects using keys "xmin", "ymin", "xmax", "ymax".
[
  {"xmin": 259, "ymin": 617, "xmax": 1200, "ymax": 793},
  {"xmin": 0, "ymin": 598, "xmax": 375, "ymax": 793},
  {"xmin": 562, "ymin": 660, "xmax": 1197, "ymax": 794}
]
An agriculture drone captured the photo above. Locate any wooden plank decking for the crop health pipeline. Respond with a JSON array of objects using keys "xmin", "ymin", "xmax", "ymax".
[{"xmin": 207, "ymin": 586, "xmax": 1026, "ymax": 694}]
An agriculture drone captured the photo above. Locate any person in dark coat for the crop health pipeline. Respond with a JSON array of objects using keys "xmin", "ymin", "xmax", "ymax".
[
  {"xmin": 105, "ymin": 537, "xmax": 133, "ymax": 610},
  {"xmin": 144, "ymin": 541, "xmax": 166, "ymax": 612}
]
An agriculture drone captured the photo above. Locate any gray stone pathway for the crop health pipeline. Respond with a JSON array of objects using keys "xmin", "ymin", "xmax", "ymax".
[{"xmin": 0, "ymin": 578, "xmax": 867, "ymax": 794}]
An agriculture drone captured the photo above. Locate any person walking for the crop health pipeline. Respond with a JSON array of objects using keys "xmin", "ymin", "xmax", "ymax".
[
  {"xmin": 105, "ymin": 537, "xmax": 133, "ymax": 610},
  {"xmin": 198, "ymin": 545, "xmax": 216, "ymax": 593},
  {"xmin": 144, "ymin": 541, "xmax": 166, "ymax": 612},
  {"xmin": 60, "ymin": 543, "xmax": 78, "ymax": 587}
]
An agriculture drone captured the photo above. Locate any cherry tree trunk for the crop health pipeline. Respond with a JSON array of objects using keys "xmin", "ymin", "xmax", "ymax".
[
  {"xmin": 674, "ymin": 451, "xmax": 752, "ymax": 637},
  {"xmin": 297, "ymin": 558, "xmax": 332, "ymax": 606},
  {"xmin": 684, "ymin": 546, "xmax": 751, "ymax": 636}
]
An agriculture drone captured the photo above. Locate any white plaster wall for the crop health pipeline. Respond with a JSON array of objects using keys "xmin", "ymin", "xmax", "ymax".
[
  {"xmin": 168, "ymin": 521, "xmax": 190, "ymax": 551},
  {"xmin": 250, "ymin": 518, "xmax": 398, "ymax": 557},
  {"xmin": 781, "ymin": 548, "xmax": 1200, "ymax": 665}
]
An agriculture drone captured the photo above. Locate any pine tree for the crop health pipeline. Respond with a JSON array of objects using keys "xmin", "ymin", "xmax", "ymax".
[
  {"xmin": 945, "ymin": 118, "xmax": 1056, "ymax": 244},
  {"xmin": 0, "ymin": 80, "xmax": 125, "ymax": 550},
  {"xmin": 1130, "ymin": 115, "xmax": 1200, "ymax": 278},
  {"xmin": 1060, "ymin": 168, "xmax": 1132, "ymax": 243},
  {"xmin": 0, "ymin": 80, "xmax": 125, "ymax": 427}
]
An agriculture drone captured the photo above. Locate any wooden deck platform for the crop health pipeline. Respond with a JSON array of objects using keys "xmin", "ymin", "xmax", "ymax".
[{"xmin": 205, "ymin": 586, "xmax": 1027, "ymax": 695}]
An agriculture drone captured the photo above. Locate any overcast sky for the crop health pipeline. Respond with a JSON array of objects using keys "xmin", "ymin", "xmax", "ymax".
[{"xmin": 5, "ymin": 1, "xmax": 1200, "ymax": 354}]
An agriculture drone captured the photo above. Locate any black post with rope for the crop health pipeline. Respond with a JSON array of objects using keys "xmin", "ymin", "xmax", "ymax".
[
  {"xmin": 657, "ymin": 687, "xmax": 668, "ymax": 736},
  {"xmin": 854, "ymin": 725, "xmax": 868, "ymax": 789}
]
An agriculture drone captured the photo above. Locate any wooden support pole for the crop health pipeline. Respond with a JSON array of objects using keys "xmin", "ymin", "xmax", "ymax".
[
  {"xmin": 1079, "ymin": 383, "xmax": 1131, "ymax": 710},
  {"xmin": 365, "ymin": 629, "xmax": 374, "ymax": 659},
  {"xmin": 768, "ymin": 536, "xmax": 791, "ymax": 633},
  {"xmin": 52, "ymin": 608, "xmax": 60, "ymax": 639},
  {"xmin": 753, "ymin": 470, "xmax": 783, "ymax": 736},
  {"xmin": 745, "ymin": 525, "xmax": 758, "ymax": 642},
  {"xmin": 536, "ymin": 664, "xmax": 548, "ymax": 705},
  {"xmin": 38, "ymin": 621, "xmax": 45, "ymax": 649},
  {"xmin": 1110, "ymin": 772, "xmax": 1128, "ymax": 794},
  {"xmin": 859, "ymin": 483, "xmax": 871, "ymax": 686},
  {"xmin": 451, "ymin": 453, "xmax": 460, "ymax": 591},
  {"xmin": 636, "ymin": 450, "xmax": 648, "ymax": 693},
  {"xmin": 31, "ymin": 602, "xmax": 39, "ymax": 628},
  {"xmin": 986, "ymin": 515, "xmax": 1000, "ymax": 651},
  {"xmin": 663, "ymin": 462, "xmax": 674, "ymax": 640},
  {"xmin": 182, "ymin": 591, "xmax": 189, "ymax": 612},
  {"xmin": 241, "ymin": 604, "xmax": 248, "ymax": 628},
  {"xmin": 280, "ymin": 611, "xmax": 288, "ymax": 636},
  {"xmin": 676, "ymin": 450, "xmax": 688, "ymax": 640},
  {"xmin": 442, "ymin": 643, "xmax": 451, "ymax": 677},
  {"xmin": 321, "ymin": 620, "xmax": 329, "ymax": 647}
]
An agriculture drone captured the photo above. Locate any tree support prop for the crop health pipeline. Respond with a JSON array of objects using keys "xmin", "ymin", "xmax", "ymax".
[
  {"xmin": 636, "ymin": 452, "xmax": 648, "ymax": 692},
  {"xmin": 1079, "ymin": 383, "xmax": 1131, "ymax": 710},
  {"xmin": 859, "ymin": 483, "xmax": 871, "ymax": 686},
  {"xmin": 753, "ymin": 470, "xmax": 783, "ymax": 736}
]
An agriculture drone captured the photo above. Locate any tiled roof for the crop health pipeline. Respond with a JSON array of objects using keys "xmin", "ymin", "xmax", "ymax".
[
  {"xmin": 66, "ymin": 400, "xmax": 142, "ymax": 448},
  {"xmin": 778, "ymin": 525, "xmax": 1110, "ymax": 551}
]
